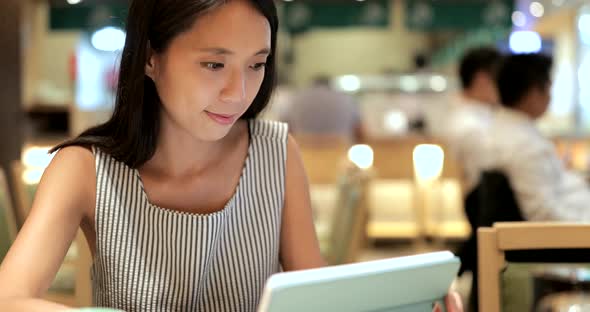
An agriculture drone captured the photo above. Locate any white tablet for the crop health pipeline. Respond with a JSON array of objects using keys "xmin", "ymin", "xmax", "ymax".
[{"xmin": 257, "ymin": 251, "xmax": 460, "ymax": 312}]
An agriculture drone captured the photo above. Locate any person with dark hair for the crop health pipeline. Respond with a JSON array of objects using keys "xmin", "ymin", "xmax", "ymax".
[
  {"xmin": 496, "ymin": 53, "xmax": 552, "ymax": 115},
  {"xmin": 435, "ymin": 46, "xmax": 503, "ymax": 192},
  {"xmin": 0, "ymin": 0, "xmax": 325, "ymax": 310},
  {"xmin": 431, "ymin": 47, "xmax": 504, "ymax": 312},
  {"xmin": 458, "ymin": 47, "xmax": 503, "ymax": 104},
  {"xmin": 0, "ymin": 1, "xmax": 461, "ymax": 311},
  {"xmin": 484, "ymin": 53, "xmax": 590, "ymax": 221}
]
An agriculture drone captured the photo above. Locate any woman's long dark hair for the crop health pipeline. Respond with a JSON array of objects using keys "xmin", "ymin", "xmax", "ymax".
[{"xmin": 51, "ymin": 0, "xmax": 278, "ymax": 168}]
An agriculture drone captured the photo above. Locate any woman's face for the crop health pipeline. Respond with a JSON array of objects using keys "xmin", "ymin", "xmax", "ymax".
[{"xmin": 146, "ymin": 0, "xmax": 271, "ymax": 141}]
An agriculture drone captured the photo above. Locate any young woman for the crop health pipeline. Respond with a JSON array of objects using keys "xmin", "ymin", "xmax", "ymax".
[{"xmin": 0, "ymin": 0, "xmax": 462, "ymax": 311}]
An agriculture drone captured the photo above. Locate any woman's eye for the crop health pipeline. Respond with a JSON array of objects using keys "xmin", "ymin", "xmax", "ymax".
[
  {"xmin": 250, "ymin": 63, "xmax": 267, "ymax": 71},
  {"xmin": 201, "ymin": 62, "xmax": 224, "ymax": 70}
]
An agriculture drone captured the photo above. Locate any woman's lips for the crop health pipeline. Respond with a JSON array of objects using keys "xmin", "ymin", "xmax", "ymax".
[{"xmin": 205, "ymin": 111, "xmax": 237, "ymax": 125}]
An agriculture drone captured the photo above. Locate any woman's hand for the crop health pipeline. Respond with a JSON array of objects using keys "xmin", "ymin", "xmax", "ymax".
[{"xmin": 433, "ymin": 291, "xmax": 463, "ymax": 312}]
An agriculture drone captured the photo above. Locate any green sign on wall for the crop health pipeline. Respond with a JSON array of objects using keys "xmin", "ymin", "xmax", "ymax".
[
  {"xmin": 281, "ymin": 0, "xmax": 390, "ymax": 34},
  {"xmin": 406, "ymin": 0, "xmax": 514, "ymax": 31},
  {"xmin": 50, "ymin": 5, "xmax": 128, "ymax": 30}
]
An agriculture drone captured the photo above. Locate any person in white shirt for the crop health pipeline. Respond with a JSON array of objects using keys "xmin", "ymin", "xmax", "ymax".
[
  {"xmin": 283, "ymin": 76, "xmax": 364, "ymax": 142},
  {"xmin": 486, "ymin": 53, "xmax": 590, "ymax": 221},
  {"xmin": 435, "ymin": 47, "xmax": 503, "ymax": 192}
]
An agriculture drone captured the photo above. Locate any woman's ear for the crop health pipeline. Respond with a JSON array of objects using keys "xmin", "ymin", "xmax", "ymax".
[{"xmin": 145, "ymin": 41, "xmax": 157, "ymax": 80}]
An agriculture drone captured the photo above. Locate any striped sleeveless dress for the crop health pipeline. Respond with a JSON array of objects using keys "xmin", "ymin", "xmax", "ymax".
[{"xmin": 91, "ymin": 119, "xmax": 287, "ymax": 311}]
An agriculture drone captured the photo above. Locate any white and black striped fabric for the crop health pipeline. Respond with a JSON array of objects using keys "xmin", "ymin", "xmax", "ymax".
[{"xmin": 90, "ymin": 119, "xmax": 287, "ymax": 312}]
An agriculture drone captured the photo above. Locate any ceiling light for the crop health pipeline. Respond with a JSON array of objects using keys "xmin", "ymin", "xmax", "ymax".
[
  {"xmin": 512, "ymin": 11, "xmax": 526, "ymax": 27},
  {"xmin": 530, "ymin": 2, "xmax": 545, "ymax": 18}
]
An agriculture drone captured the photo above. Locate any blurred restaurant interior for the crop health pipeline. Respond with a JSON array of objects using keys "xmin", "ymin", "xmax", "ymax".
[{"xmin": 1, "ymin": 0, "xmax": 590, "ymax": 311}]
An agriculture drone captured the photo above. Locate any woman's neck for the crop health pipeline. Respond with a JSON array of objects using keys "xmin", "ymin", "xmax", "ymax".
[{"xmin": 140, "ymin": 119, "xmax": 246, "ymax": 179}]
